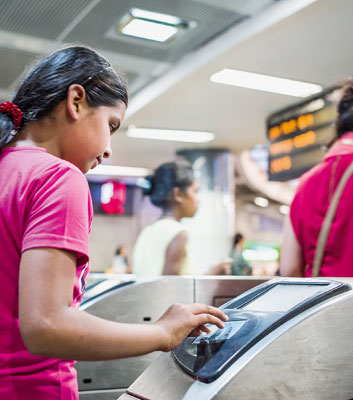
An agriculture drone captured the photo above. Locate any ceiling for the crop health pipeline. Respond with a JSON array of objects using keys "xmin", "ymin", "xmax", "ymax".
[{"xmin": 1, "ymin": 0, "xmax": 353, "ymax": 172}]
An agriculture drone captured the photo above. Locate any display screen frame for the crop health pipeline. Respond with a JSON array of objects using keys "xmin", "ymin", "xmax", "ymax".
[{"xmin": 240, "ymin": 282, "xmax": 329, "ymax": 312}]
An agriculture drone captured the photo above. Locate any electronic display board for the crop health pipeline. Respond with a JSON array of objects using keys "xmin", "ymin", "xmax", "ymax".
[
  {"xmin": 267, "ymin": 86, "xmax": 341, "ymax": 181},
  {"xmin": 88, "ymin": 181, "xmax": 137, "ymax": 215}
]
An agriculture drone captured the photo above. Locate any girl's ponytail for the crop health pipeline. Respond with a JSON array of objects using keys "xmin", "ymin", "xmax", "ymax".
[{"xmin": 0, "ymin": 101, "xmax": 23, "ymax": 149}]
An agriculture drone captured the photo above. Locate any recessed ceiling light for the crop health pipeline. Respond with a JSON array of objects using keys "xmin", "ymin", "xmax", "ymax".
[
  {"xmin": 254, "ymin": 197, "xmax": 269, "ymax": 207},
  {"xmin": 130, "ymin": 8, "xmax": 182, "ymax": 25},
  {"xmin": 121, "ymin": 19, "xmax": 178, "ymax": 42},
  {"xmin": 87, "ymin": 165, "xmax": 150, "ymax": 177},
  {"xmin": 126, "ymin": 125, "xmax": 215, "ymax": 143},
  {"xmin": 210, "ymin": 68, "xmax": 322, "ymax": 97},
  {"xmin": 117, "ymin": 8, "xmax": 194, "ymax": 43},
  {"xmin": 279, "ymin": 205, "xmax": 290, "ymax": 215}
]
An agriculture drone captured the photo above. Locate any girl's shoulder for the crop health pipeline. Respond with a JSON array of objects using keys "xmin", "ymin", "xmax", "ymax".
[
  {"xmin": 2, "ymin": 146, "xmax": 88, "ymax": 194},
  {"xmin": 2, "ymin": 146, "xmax": 83, "ymax": 176}
]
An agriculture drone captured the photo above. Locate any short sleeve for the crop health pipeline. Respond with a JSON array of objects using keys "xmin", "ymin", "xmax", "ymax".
[{"xmin": 22, "ymin": 163, "xmax": 93, "ymax": 266}]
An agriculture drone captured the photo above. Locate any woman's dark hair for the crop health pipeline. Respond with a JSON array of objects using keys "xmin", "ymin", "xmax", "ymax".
[
  {"xmin": 0, "ymin": 46, "xmax": 129, "ymax": 149},
  {"xmin": 233, "ymin": 233, "xmax": 244, "ymax": 247},
  {"xmin": 116, "ymin": 246, "xmax": 125, "ymax": 256},
  {"xmin": 336, "ymin": 79, "xmax": 353, "ymax": 138},
  {"xmin": 144, "ymin": 160, "xmax": 195, "ymax": 209}
]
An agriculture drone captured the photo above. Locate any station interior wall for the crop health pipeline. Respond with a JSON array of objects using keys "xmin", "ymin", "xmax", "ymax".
[{"xmin": 89, "ymin": 192, "xmax": 285, "ymax": 273}]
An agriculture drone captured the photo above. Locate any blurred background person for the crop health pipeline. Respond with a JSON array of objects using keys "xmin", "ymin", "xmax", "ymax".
[
  {"xmin": 133, "ymin": 160, "xmax": 231, "ymax": 276},
  {"xmin": 110, "ymin": 245, "xmax": 131, "ymax": 274},
  {"xmin": 230, "ymin": 233, "xmax": 252, "ymax": 276},
  {"xmin": 280, "ymin": 80, "xmax": 353, "ymax": 277}
]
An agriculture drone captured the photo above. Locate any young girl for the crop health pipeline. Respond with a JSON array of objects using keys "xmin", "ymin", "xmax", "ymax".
[
  {"xmin": 0, "ymin": 46, "xmax": 227, "ymax": 399},
  {"xmin": 133, "ymin": 160, "xmax": 231, "ymax": 276}
]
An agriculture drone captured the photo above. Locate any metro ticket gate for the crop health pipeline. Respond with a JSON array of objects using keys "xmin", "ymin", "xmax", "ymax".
[
  {"xmin": 76, "ymin": 275, "xmax": 269, "ymax": 400},
  {"xmin": 120, "ymin": 277, "xmax": 353, "ymax": 400}
]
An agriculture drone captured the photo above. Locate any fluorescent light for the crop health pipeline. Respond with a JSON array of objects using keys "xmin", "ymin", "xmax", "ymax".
[
  {"xmin": 130, "ymin": 8, "xmax": 182, "ymax": 26},
  {"xmin": 118, "ymin": 8, "xmax": 190, "ymax": 43},
  {"xmin": 279, "ymin": 205, "xmax": 290, "ymax": 215},
  {"xmin": 87, "ymin": 165, "xmax": 150, "ymax": 177},
  {"xmin": 127, "ymin": 126, "xmax": 215, "ymax": 143},
  {"xmin": 122, "ymin": 19, "xmax": 178, "ymax": 42},
  {"xmin": 210, "ymin": 68, "xmax": 322, "ymax": 97},
  {"xmin": 254, "ymin": 197, "xmax": 269, "ymax": 207}
]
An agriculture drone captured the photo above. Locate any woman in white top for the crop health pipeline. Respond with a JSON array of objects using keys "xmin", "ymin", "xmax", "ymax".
[{"xmin": 133, "ymin": 160, "xmax": 230, "ymax": 276}]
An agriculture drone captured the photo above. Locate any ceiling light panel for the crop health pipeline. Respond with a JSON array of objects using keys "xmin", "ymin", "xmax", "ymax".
[
  {"xmin": 210, "ymin": 68, "xmax": 322, "ymax": 97},
  {"xmin": 130, "ymin": 8, "xmax": 182, "ymax": 26},
  {"xmin": 279, "ymin": 205, "xmax": 290, "ymax": 215},
  {"xmin": 117, "ymin": 8, "xmax": 190, "ymax": 43},
  {"xmin": 87, "ymin": 165, "xmax": 150, "ymax": 177},
  {"xmin": 254, "ymin": 197, "xmax": 269, "ymax": 207},
  {"xmin": 127, "ymin": 126, "xmax": 215, "ymax": 143},
  {"xmin": 121, "ymin": 19, "xmax": 179, "ymax": 42}
]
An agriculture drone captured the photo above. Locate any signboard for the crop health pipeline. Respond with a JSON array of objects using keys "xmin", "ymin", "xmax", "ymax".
[
  {"xmin": 267, "ymin": 86, "xmax": 341, "ymax": 181},
  {"xmin": 88, "ymin": 181, "xmax": 136, "ymax": 215}
]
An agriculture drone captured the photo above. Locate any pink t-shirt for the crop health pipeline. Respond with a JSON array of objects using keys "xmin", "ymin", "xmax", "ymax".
[
  {"xmin": 290, "ymin": 132, "xmax": 353, "ymax": 277},
  {"xmin": 0, "ymin": 146, "xmax": 93, "ymax": 399}
]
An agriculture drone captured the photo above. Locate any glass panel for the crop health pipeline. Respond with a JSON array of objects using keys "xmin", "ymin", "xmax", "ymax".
[{"xmin": 242, "ymin": 284, "xmax": 327, "ymax": 312}]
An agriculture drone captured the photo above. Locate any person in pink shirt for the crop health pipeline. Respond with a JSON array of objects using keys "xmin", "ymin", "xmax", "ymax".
[
  {"xmin": 0, "ymin": 46, "xmax": 228, "ymax": 400},
  {"xmin": 280, "ymin": 81, "xmax": 353, "ymax": 277}
]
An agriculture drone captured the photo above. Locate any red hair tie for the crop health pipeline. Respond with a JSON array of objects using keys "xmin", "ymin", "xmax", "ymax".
[{"xmin": 0, "ymin": 101, "xmax": 23, "ymax": 130}]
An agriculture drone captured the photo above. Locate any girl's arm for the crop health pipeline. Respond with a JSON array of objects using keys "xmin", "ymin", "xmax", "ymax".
[
  {"xmin": 163, "ymin": 231, "xmax": 188, "ymax": 275},
  {"xmin": 19, "ymin": 247, "xmax": 227, "ymax": 361},
  {"xmin": 279, "ymin": 215, "xmax": 305, "ymax": 277}
]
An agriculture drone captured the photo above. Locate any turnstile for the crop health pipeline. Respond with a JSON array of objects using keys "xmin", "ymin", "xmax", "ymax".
[
  {"xmin": 120, "ymin": 277, "xmax": 353, "ymax": 400},
  {"xmin": 76, "ymin": 275, "xmax": 269, "ymax": 400}
]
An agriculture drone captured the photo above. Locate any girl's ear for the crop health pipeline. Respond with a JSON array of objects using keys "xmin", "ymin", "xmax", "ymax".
[
  {"xmin": 66, "ymin": 84, "xmax": 87, "ymax": 121},
  {"xmin": 172, "ymin": 187, "xmax": 184, "ymax": 204}
]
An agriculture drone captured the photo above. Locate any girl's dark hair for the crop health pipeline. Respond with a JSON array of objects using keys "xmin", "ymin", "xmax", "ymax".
[
  {"xmin": 144, "ymin": 160, "xmax": 195, "ymax": 209},
  {"xmin": 336, "ymin": 79, "xmax": 353, "ymax": 138},
  {"xmin": 233, "ymin": 233, "xmax": 244, "ymax": 247},
  {"xmin": 0, "ymin": 46, "xmax": 129, "ymax": 149}
]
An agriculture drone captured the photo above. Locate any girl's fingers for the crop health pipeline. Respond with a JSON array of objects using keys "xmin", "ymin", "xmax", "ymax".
[
  {"xmin": 198, "ymin": 324, "xmax": 211, "ymax": 333},
  {"xmin": 190, "ymin": 303, "xmax": 228, "ymax": 321},
  {"xmin": 189, "ymin": 327, "xmax": 202, "ymax": 337},
  {"xmin": 196, "ymin": 314, "xmax": 225, "ymax": 329},
  {"xmin": 188, "ymin": 303, "xmax": 228, "ymax": 322}
]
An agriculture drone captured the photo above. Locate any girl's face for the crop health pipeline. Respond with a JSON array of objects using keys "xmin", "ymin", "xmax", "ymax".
[
  {"xmin": 179, "ymin": 180, "xmax": 200, "ymax": 218},
  {"xmin": 62, "ymin": 99, "xmax": 126, "ymax": 173}
]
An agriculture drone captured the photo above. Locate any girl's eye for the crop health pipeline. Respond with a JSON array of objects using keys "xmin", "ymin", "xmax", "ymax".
[{"xmin": 109, "ymin": 123, "xmax": 116, "ymax": 133}]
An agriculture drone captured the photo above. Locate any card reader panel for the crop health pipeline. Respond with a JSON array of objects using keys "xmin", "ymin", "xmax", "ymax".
[{"xmin": 172, "ymin": 279, "xmax": 351, "ymax": 383}]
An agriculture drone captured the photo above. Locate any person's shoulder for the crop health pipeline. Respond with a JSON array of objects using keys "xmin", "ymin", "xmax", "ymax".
[
  {"xmin": 294, "ymin": 158, "xmax": 331, "ymax": 194},
  {"xmin": 36, "ymin": 153, "xmax": 86, "ymax": 182},
  {"xmin": 24, "ymin": 151, "xmax": 88, "ymax": 193},
  {"xmin": 39, "ymin": 152, "xmax": 83, "ymax": 175},
  {"xmin": 137, "ymin": 219, "xmax": 185, "ymax": 243},
  {"xmin": 153, "ymin": 219, "xmax": 185, "ymax": 229},
  {"xmin": 7, "ymin": 147, "xmax": 83, "ymax": 178}
]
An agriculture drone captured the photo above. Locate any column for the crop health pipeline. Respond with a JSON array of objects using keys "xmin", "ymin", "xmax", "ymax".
[{"xmin": 177, "ymin": 148, "xmax": 235, "ymax": 274}]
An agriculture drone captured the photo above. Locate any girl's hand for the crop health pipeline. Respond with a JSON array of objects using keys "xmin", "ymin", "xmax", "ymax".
[{"xmin": 155, "ymin": 303, "xmax": 228, "ymax": 352}]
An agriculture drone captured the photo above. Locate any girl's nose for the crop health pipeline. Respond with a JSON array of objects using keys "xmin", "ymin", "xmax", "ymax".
[{"xmin": 103, "ymin": 143, "xmax": 112, "ymax": 159}]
